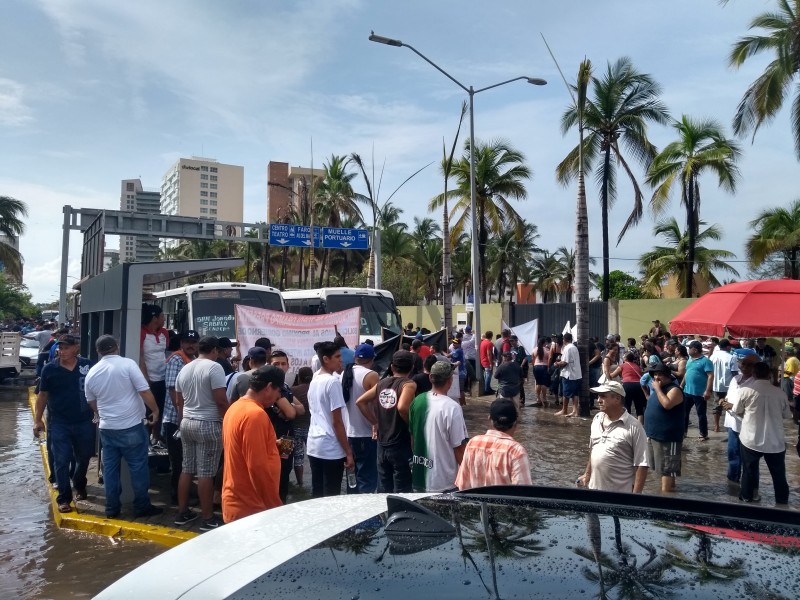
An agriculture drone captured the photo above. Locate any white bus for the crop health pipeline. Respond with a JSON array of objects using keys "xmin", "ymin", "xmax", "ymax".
[
  {"xmin": 282, "ymin": 287, "xmax": 402, "ymax": 344},
  {"xmin": 153, "ymin": 282, "xmax": 284, "ymax": 341}
]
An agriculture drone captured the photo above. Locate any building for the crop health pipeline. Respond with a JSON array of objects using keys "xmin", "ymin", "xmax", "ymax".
[
  {"xmin": 120, "ymin": 179, "xmax": 161, "ymax": 263},
  {"xmin": 161, "ymin": 157, "xmax": 244, "ymax": 225},
  {"xmin": 267, "ymin": 161, "xmax": 324, "ymax": 224}
]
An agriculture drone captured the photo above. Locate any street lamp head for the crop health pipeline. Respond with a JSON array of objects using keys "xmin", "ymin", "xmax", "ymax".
[
  {"xmin": 526, "ymin": 77, "xmax": 548, "ymax": 86},
  {"xmin": 369, "ymin": 31, "xmax": 403, "ymax": 47}
]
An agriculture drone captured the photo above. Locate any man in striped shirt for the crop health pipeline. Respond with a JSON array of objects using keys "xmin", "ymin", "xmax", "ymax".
[{"xmin": 455, "ymin": 398, "xmax": 532, "ymax": 490}]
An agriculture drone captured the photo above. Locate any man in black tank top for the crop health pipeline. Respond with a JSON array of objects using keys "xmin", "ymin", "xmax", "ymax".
[{"xmin": 356, "ymin": 350, "xmax": 417, "ymax": 493}]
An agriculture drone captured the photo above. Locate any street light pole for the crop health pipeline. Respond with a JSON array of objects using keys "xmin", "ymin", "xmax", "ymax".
[{"xmin": 369, "ymin": 32, "xmax": 546, "ymax": 393}]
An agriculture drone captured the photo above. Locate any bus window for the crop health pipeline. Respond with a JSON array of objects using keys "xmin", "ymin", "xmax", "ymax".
[{"xmin": 191, "ymin": 288, "xmax": 283, "ymax": 338}]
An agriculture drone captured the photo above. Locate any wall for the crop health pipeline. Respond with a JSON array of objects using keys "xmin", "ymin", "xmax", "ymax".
[
  {"xmin": 397, "ymin": 303, "xmax": 503, "ymax": 334},
  {"xmin": 614, "ymin": 298, "xmax": 696, "ymax": 340}
]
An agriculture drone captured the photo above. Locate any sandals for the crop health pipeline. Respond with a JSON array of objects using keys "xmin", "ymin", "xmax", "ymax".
[{"xmin": 58, "ymin": 503, "xmax": 73, "ymax": 513}]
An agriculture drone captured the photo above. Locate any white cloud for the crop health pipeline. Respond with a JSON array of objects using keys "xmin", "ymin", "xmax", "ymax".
[{"xmin": 0, "ymin": 78, "xmax": 34, "ymax": 126}]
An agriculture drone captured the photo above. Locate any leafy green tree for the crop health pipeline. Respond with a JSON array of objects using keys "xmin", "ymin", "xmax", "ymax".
[
  {"xmin": 0, "ymin": 195, "xmax": 28, "ymax": 282},
  {"xmin": 746, "ymin": 198, "xmax": 800, "ymax": 278},
  {"xmin": 557, "ymin": 58, "xmax": 670, "ymax": 301},
  {"xmin": 0, "ymin": 274, "xmax": 36, "ymax": 318},
  {"xmin": 726, "ymin": 0, "xmax": 800, "ymax": 158},
  {"xmin": 603, "ymin": 270, "xmax": 649, "ymax": 299},
  {"xmin": 639, "ymin": 218, "xmax": 739, "ymax": 297},
  {"xmin": 430, "ymin": 139, "xmax": 531, "ymax": 302},
  {"xmin": 646, "ymin": 115, "xmax": 741, "ymax": 297}
]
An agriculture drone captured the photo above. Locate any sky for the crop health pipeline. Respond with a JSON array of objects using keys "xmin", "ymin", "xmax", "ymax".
[{"xmin": 1, "ymin": 0, "xmax": 798, "ymax": 303}]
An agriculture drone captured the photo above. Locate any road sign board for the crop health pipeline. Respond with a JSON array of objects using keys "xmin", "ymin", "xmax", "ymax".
[
  {"xmin": 269, "ymin": 224, "xmax": 319, "ymax": 247},
  {"xmin": 320, "ymin": 227, "xmax": 370, "ymax": 249}
]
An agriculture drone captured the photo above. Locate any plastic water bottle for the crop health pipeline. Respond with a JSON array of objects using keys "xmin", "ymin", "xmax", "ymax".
[{"xmin": 346, "ymin": 467, "xmax": 357, "ymax": 489}]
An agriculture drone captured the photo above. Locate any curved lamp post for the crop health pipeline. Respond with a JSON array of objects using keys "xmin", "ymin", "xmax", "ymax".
[{"xmin": 369, "ymin": 32, "xmax": 546, "ymax": 392}]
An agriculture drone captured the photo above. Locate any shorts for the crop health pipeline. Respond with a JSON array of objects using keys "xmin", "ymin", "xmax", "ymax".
[
  {"xmin": 180, "ymin": 418, "xmax": 222, "ymax": 478},
  {"xmin": 561, "ymin": 378, "xmax": 580, "ymax": 399},
  {"xmin": 713, "ymin": 391, "xmax": 726, "ymax": 415},
  {"xmin": 647, "ymin": 438, "xmax": 682, "ymax": 477},
  {"xmin": 293, "ymin": 428, "xmax": 308, "ymax": 468}
]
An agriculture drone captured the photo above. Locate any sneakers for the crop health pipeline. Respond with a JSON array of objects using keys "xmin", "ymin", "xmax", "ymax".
[
  {"xmin": 135, "ymin": 505, "xmax": 164, "ymax": 518},
  {"xmin": 174, "ymin": 509, "xmax": 199, "ymax": 525},
  {"xmin": 199, "ymin": 516, "xmax": 224, "ymax": 532}
]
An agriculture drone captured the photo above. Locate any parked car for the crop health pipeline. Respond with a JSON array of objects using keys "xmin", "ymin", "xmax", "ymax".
[
  {"xmin": 94, "ymin": 486, "xmax": 800, "ymax": 599},
  {"xmin": 18, "ymin": 337, "xmax": 40, "ymax": 370}
]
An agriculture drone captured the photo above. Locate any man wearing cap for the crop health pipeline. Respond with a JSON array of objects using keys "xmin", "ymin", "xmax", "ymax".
[
  {"xmin": 215, "ymin": 337, "xmax": 237, "ymax": 375},
  {"xmin": 228, "ymin": 347, "xmax": 268, "ymax": 401},
  {"xmin": 577, "ymin": 381, "xmax": 648, "ymax": 493},
  {"xmin": 495, "ymin": 351, "xmax": 523, "ymax": 404},
  {"xmin": 162, "ymin": 330, "xmax": 200, "ymax": 504},
  {"xmin": 33, "ymin": 334, "xmax": 94, "ymax": 513},
  {"xmin": 711, "ymin": 339, "xmax": 739, "ymax": 433},
  {"xmin": 456, "ymin": 398, "xmax": 531, "ymax": 490},
  {"xmin": 720, "ymin": 354, "xmax": 759, "ymax": 487},
  {"xmin": 447, "ymin": 337, "xmax": 467, "ymax": 405},
  {"xmin": 681, "ymin": 340, "xmax": 714, "ymax": 440},
  {"xmin": 461, "ymin": 326, "xmax": 477, "ymax": 390},
  {"xmin": 408, "ymin": 360, "xmax": 469, "ymax": 492},
  {"xmin": 174, "ymin": 336, "xmax": 228, "ymax": 531},
  {"xmin": 643, "ymin": 362, "xmax": 684, "ymax": 492},
  {"xmin": 222, "ymin": 365, "xmax": 285, "ymax": 522},
  {"xmin": 356, "ymin": 350, "xmax": 417, "ymax": 493},
  {"xmin": 346, "ymin": 344, "xmax": 380, "ymax": 493},
  {"xmin": 555, "ymin": 332, "xmax": 582, "ymax": 417},
  {"xmin": 85, "ymin": 335, "xmax": 163, "ymax": 519}
]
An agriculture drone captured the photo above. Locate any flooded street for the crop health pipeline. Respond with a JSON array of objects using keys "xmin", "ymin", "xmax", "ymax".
[{"xmin": 1, "ymin": 381, "xmax": 798, "ymax": 598}]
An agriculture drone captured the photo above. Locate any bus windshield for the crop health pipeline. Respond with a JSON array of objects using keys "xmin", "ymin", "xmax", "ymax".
[
  {"xmin": 191, "ymin": 289, "xmax": 283, "ymax": 339},
  {"xmin": 325, "ymin": 294, "xmax": 401, "ymax": 337}
]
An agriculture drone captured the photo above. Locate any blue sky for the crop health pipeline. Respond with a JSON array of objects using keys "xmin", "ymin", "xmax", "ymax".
[{"xmin": 1, "ymin": 0, "xmax": 797, "ymax": 302}]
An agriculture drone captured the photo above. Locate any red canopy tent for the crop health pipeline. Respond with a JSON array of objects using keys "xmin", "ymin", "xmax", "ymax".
[{"xmin": 669, "ymin": 279, "xmax": 800, "ymax": 338}]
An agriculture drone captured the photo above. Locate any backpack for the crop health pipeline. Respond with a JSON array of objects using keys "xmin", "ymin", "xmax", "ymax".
[{"xmin": 341, "ymin": 363, "xmax": 356, "ymax": 403}]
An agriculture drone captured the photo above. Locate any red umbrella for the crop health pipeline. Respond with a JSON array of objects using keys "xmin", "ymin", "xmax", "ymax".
[{"xmin": 669, "ymin": 279, "xmax": 800, "ymax": 338}]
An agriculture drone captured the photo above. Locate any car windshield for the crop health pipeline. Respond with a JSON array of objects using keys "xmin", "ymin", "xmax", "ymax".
[
  {"xmin": 325, "ymin": 294, "xmax": 401, "ymax": 337},
  {"xmin": 20, "ymin": 339, "xmax": 39, "ymax": 348},
  {"xmin": 191, "ymin": 289, "xmax": 283, "ymax": 339},
  {"xmin": 231, "ymin": 493, "xmax": 800, "ymax": 599}
]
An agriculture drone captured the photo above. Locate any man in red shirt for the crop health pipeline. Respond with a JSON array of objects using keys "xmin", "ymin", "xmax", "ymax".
[{"xmin": 480, "ymin": 331, "xmax": 496, "ymax": 396}]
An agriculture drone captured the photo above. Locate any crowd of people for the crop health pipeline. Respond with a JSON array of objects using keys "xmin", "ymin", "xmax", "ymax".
[{"xmin": 29, "ymin": 308, "xmax": 800, "ymax": 534}]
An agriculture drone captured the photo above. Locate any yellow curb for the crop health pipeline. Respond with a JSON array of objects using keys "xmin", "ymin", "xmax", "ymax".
[{"xmin": 28, "ymin": 388, "xmax": 198, "ymax": 548}]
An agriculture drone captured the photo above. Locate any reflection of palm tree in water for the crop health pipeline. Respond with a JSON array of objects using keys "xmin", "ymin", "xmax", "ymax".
[
  {"xmin": 576, "ymin": 515, "xmax": 677, "ymax": 599},
  {"xmin": 664, "ymin": 531, "xmax": 745, "ymax": 584}
]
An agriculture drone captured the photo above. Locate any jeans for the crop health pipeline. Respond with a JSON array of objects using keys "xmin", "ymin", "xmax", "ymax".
[
  {"xmin": 348, "ymin": 437, "xmax": 378, "ymax": 494},
  {"xmin": 683, "ymin": 393, "xmax": 708, "ymax": 438},
  {"xmin": 726, "ymin": 429, "xmax": 743, "ymax": 483},
  {"xmin": 161, "ymin": 422, "xmax": 183, "ymax": 501},
  {"xmin": 740, "ymin": 443, "xmax": 788, "ymax": 504},
  {"xmin": 378, "ymin": 443, "xmax": 412, "ymax": 493},
  {"xmin": 308, "ymin": 455, "xmax": 345, "ymax": 498},
  {"xmin": 49, "ymin": 420, "xmax": 95, "ymax": 505},
  {"xmin": 100, "ymin": 423, "xmax": 153, "ymax": 516},
  {"xmin": 482, "ymin": 365, "xmax": 494, "ymax": 394}
]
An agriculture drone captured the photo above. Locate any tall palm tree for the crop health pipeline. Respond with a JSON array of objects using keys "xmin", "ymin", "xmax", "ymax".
[
  {"xmin": 0, "ymin": 196, "xmax": 28, "ymax": 282},
  {"xmin": 486, "ymin": 223, "xmax": 540, "ymax": 302},
  {"xmin": 430, "ymin": 139, "xmax": 531, "ymax": 302},
  {"xmin": 639, "ymin": 218, "xmax": 739, "ymax": 298},
  {"xmin": 746, "ymin": 199, "xmax": 800, "ymax": 278},
  {"xmin": 646, "ymin": 115, "xmax": 741, "ymax": 297},
  {"xmin": 529, "ymin": 250, "xmax": 567, "ymax": 303},
  {"xmin": 555, "ymin": 246, "xmax": 596, "ymax": 303},
  {"xmin": 725, "ymin": 0, "xmax": 800, "ymax": 159},
  {"xmin": 557, "ymin": 57, "xmax": 670, "ymax": 301}
]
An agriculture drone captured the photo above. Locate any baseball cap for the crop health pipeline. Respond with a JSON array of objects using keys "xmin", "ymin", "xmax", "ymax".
[
  {"xmin": 354, "ymin": 343, "xmax": 375, "ymax": 359},
  {"xmin": 430, "ymin": 360, "xmax": 455, "ymax": 378},
  {"xmin": 247, "ymin": 346, "xmax": 268, "ymax": 360},
  {"xmin": 606, "ymin": 334, "xmax": 616, "ymax": 341},
  {"xmin": 490, "ymin": 398, "xmax": 518, "ymax": 427},
  {"xmin": 451, "ymin": 338, "xmax": 461, "ymax": 345},
  {"xmin": 249, "ymin": 365, "xmax": 285, "ymax": 390},
  {"xmin": 464, "ymin": 325, "xmax": 472, "ymax": 333},
  {"xmin": 648, "ymin": 362, "xmax": 672, "ymax": 376},
  {"xmin": 94, "ymin": 335, "xmax": 117, "ymax": 354},
  {"xmin": 687, "ymin": 340, "xmax": 703, "ymax": 351},
  {"xmin": 181, "ymin": 330, "xmax": 199, "ymax": 341},
  {"xmin": 590, "ymin": 381, "xmax": 626, "ymax": 397},
  {"xmin": 217, "ymin": 337, "xmax": 237, "ymax": 349},
  {"xmin": 58, "ymin": 334, "xmax": 79, "ymax": 346},
  {"xmin": 391, "ymin": 350, "xmax": 415, "ymax": 373}
]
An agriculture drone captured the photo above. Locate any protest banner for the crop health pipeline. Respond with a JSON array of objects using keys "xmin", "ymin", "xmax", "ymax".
[{"xmin": 234, "ymin": 305, "xmax": 360, "ymax": 371}]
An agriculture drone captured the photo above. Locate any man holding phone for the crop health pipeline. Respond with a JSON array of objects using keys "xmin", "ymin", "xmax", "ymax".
[{"xmin": 85, "ymin": 335, "xmax": 162, "ymax": 519}]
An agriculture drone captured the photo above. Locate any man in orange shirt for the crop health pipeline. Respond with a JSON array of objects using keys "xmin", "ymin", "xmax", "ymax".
[{"xmin": 222, "ymin": 365, "xmax": 285, "ymax": 523}]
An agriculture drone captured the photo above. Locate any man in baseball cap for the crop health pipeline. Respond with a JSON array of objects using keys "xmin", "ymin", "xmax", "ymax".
[
  {"xmin": 644, "ymin": 359, "xmax": 685, "ymax": 493},
  {"xmin": 577, "ymin": 380, "xmax": 648, "ymax": 493}
]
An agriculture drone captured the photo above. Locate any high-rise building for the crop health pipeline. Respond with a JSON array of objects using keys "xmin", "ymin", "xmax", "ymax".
[
  {"xmin": 161, "ymin": 157, "xmax": 244, "ymax": 224},
  {"xmin": 120, "ymin": 179, "xmax": 161, "ymax": 263},
  {"xmin": 267, "ymin": 161, "xmax": 324, "ymax": 224}
]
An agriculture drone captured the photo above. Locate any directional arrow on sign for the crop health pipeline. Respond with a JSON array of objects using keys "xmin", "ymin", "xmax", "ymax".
[
  {"xmin": 303, "ymin": 240, "xmax": 312, "ymax": 246},
  {"xmin": 275, "ymin": 238, "xmax": 289, "ymax": 244},
  {"xmin": 340, "ymin": 242, "xmax": 352, "ymax": 248}
]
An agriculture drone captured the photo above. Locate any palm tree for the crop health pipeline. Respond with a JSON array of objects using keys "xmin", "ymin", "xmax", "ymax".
[
  {"xmin": 746, "ymin": 199, "xmax": 800, "ymax": 278},
  {"xmin": 486, "ymin": 223, "xmax": 540, "ymax": 302},
  {"xmin": 725, "ymin": 0, "xmax": 800, "ymax": 159},
  {"xmin": 430, "ymin": 139, "xmax": 531, "ymax": 302},
  {"xmin": 639, "ymin": 218, "xmax": 739, "ymax": 298},
  {"xmin": 529, "ymin": 250, "xmax": 567, "ymax": 303},
  {"xmin": 0, "ymin": 196, "xmax": 28, "ymax": 282},
  {"xmin": 557, "ymin": 57, "xmax": 670, "ymax": 301},
  {"xmin": 646, "ymin": 116, "xmax": 741, "ymax": 297},
  {"xmin": 555, "ymin": 246, "xmax": 597, "ymax": 303}
]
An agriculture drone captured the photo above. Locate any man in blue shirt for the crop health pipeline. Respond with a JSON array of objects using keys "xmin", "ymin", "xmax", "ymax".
[
  {"xmin": 33, "ymin": 334, "xmax": 94, "ymax": 513},
  {"xmin": 644, "ymin": 362, "xmax": 684, "ymax": 493},
  {"xmin": 681, "ymin": 340, "xmax": 714, "ymax": 440}
]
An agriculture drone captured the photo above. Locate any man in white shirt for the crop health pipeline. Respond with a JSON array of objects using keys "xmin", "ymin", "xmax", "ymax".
[
  {"xmin": 720, "ymin": 354, "xmax": 758, "ymax": 486},
  {"xmin": 461, "ymin": 325, "xmax": 477, "ymax": 393},
  {"xmin": 85, "ymin": 335, "xmax": 162, "ymax": 519},
  {"xmin": 555, "ymin": 332, "xmax": 582, "ymax": 417},
  {"xmin": 307, "ymin": 340, "xmax": 354, "ymax": 497},
  {"xmin": 711, "ymin": 339, "xmax": 738, "ymax": 433},
  {"xmin": 345, "ymin": 344, "xmax": 380, "ymax": 493},
  {"xmin": 735, "ymin": 362, "xmax": 792, "ymax": 505}
]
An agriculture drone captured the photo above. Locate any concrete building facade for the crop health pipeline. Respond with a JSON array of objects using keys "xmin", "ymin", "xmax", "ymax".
[
  {"xmin": 161, "ymin": 157, "xmax": 244, "ymax": 224},
  {"xmin": 120, "ymin": 179, "xmax": 161, "ymax": 262},
  {"xmin": 267, "ymin": 161, "xmax": 324, "ymax": 224}
]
